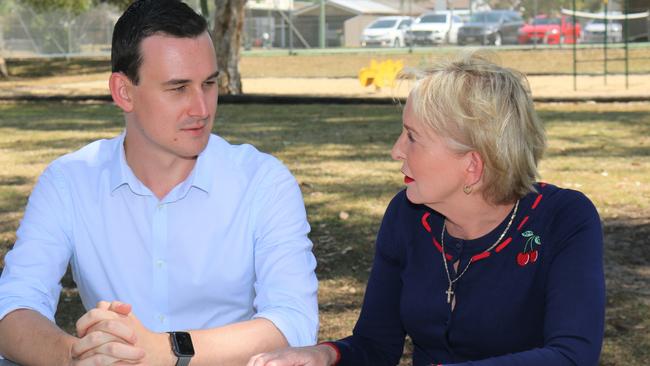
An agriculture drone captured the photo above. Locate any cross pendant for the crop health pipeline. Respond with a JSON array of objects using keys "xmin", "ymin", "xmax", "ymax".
[{"xmin": 446, "ymin": 285, "xmax": 454, "ymax": 304}]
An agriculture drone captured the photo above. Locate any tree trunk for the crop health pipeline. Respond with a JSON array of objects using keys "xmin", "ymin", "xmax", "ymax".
[
  {"xmin": 0, "ymin": 57, "xmax": 8, "ymax": 79},
  {"xmin": 213, "ymin": 0, "xmax": 247, "ymax": 95}
]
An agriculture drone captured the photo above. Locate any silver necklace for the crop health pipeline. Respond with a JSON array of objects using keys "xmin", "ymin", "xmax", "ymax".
[{"xmin": 441, "ymin": 200, "xmax": 519, "ymax": 304}]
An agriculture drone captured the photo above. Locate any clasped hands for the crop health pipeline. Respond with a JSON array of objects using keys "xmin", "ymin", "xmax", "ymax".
[{"xmin": 69, "ymin": 301, "xmax": 171, "ymax": 366}]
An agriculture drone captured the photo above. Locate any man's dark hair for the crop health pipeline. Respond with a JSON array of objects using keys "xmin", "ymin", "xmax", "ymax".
[{"xmin": 111, "ymin": 0, "xmax": 208, "ymax": 84}]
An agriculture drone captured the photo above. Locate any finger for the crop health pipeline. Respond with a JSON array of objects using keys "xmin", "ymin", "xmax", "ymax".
[
  {"xmin": 89, "ymin": 320, "xmax": 138, "ymax": 344},
  {"xmin": 108, "ymin": 301, "xmax": 132, "ymax": 316},
  {"xmin": 76, "ymin": 341, "xmax": 144, "ymax": 362},
  {"xmin": 72, "ymin": 329, "xmax": 136, "ymax": 357},
  {"xmin": 76, "ymin": 308, "xmax": 122, "ymax": 337},
  {"xmin": 72, "ymin": 353, "xmax": 122, "ymax": 366},
  {"xmin": 76, "ymin": 321, "xmax": 138, "ymax": 354},
  {"xmin": 112, "ymin": 362, "xmax": 146, "ymax": 366},
  {"xmin": 247, "ymin": 353, "xmax": 290, "ymax": 366},
  {"xmin": 72, "ymin": 330, "xmax": 120, "ymax": 357},
  {"xmin": 96, "ymin": 301, "xmax": 111, "ymax": 310},
  {"xmin": 257, "ymin": 357, "xmax": 293, "ymax": 366}
]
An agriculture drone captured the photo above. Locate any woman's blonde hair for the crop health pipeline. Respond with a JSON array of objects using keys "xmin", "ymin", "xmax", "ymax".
[{"xmin": 406, "ymin": 51, "xmax": 546, "ymax": 205}]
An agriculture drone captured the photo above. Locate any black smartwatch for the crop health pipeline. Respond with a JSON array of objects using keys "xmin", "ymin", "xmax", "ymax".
[{"xmin": 168, "ymin": 331, "xmax": 195, "ymax": 366}]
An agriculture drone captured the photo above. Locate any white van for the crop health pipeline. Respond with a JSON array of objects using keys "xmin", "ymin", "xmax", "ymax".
[
  {"xmin": 406, "ymin": 10, "xmax": 468, "ymax": 45},
  {"xmin": 361, "ymin": 16, "xmax": 413, "ymax": 47}
]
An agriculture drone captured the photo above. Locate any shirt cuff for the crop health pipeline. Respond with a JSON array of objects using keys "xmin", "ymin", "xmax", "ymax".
[{"xmin": 253, "ymin": 309, "xmax": 317, "ymax": 347}]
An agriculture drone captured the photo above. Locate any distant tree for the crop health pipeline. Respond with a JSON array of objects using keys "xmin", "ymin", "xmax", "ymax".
[
  {"xmin": 19, "ymin": 0, "xmax": 93, "ymax": 14},
  {"xmin": 98, "ymin": 0, "xmax": 131, "ymax": 10},
  {"xmin": 200, "ymin": 0, "xmax": 209, "ymax": 18}
]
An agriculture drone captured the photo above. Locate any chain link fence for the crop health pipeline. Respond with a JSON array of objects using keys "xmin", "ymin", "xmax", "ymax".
[{"xmin": 0, "ymin": 2, "xmax": 118, "ymax": 58}]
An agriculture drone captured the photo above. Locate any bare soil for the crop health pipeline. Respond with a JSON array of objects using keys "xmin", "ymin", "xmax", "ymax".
[{"xmin": 1, "ymin": 72, "xmax": 649, "ymax": 100}]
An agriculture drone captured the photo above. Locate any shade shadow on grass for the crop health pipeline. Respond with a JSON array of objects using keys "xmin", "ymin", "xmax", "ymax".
[
  {"xmin": 0, "ymin": 101, "xmax": 648, "ymax": 365},
  {"xmin": 6, "ymin": 58, "xmax": 111, "ymax": 79}
]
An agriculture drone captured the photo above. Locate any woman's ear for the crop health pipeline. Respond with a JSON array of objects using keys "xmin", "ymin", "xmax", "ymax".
[
  {"xmin": 465, "ymin": 151, "xmax": 484, "ymax": 186},
  {"xmin": 109, "ymin": 72, "xmax": 134, "ymax": 113}
]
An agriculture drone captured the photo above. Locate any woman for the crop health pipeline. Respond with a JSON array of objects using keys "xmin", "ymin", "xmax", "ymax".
[{"xmin": 248, "ymin": 52, "xmax": 605, "ymax": 366}]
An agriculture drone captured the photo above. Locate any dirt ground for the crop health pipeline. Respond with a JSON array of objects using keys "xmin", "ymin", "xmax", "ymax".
[{"xmin": 1, "ymin": 72, "xmax": 649, "ymax": 100}]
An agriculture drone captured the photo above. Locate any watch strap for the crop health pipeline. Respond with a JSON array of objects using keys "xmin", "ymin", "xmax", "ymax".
[{"xmin": 175, "ymin": 356, "xmax": 191, "ymax": 366}]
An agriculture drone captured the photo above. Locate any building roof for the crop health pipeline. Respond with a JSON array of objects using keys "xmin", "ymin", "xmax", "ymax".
[
  {"xmin": 294, "ymin": 0, "xmax": 400, "ymax": 16},
  {"xmin": 372, "ymin": 0, "xmax": 430, "ymax": 15}
]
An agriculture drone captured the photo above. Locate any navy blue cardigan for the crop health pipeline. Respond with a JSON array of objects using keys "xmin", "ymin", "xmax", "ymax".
[{"xmin": 332, "ymin": 183, "xmax": 605, "ymax": 365}]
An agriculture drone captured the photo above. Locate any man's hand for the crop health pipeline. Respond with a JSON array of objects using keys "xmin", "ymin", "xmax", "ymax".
[{"xmin": 71, "ymin": 301, "xmax": 173, "ymax": 365}]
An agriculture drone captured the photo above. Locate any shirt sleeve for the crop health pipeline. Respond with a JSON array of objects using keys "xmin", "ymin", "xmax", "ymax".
[
  {"xmin": 250, "ymin": 160, "xmax": 319, "ymax": 347},
  {"xmin": 448, "ymin": 191, "xmax": 605, "ymax": 366},
  {"xmin": 332, "ymin": 193, "xmax": 407, "ymax": 366},
  {"xmin": 0, "ymin": 163, "xmax": 73, "ymax": 324}
]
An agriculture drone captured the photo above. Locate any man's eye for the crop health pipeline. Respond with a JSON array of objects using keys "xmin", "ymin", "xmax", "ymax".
[{"xmin": 171, "ymin": 85, "xmax": 187, "ymax": 92}]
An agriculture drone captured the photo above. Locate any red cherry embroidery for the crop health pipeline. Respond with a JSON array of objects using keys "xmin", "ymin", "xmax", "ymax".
[
  {"xmin": 517, "ymin": 252, "xmax": 530, "ymax": 266},
  {"xmin": 517, "ymin": 230, "xmax": 541, "ymax": 266},
  {"xmin": 530, "ymin": 250, "xmax": 539, "ymax": 263}
]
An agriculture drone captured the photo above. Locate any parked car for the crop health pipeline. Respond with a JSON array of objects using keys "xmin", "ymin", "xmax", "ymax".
[
  {"xmin": 404, "ymin": 10, "xmax": 467, "ymax": 45},
  {"xmin": 361, "ymin": 16, "xmax": 413, "ymax": 47},
  {"xmin": 518, "ymin": 15, "xmax": 581, "ymax": 44},
  {"xmin": 582, "ymin": 18, "xmax": 623, "ymax": 43},
  {"xmin": 457, "ymin": 10, "xmax": 524, "ymax": 46}
]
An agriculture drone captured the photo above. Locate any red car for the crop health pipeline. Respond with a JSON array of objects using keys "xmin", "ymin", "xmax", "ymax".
[{"xmin": 518, "ymin": 15, "xmax": 581, "ymax": 44}]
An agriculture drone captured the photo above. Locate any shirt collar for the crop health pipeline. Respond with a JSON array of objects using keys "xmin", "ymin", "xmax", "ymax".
[
  {"xmin": 187, "ymin": 138, "xmax": 215, "ymax": 194},
  {"xmin": 109, "ymin": 132, "xmax": 216, "ymax": 197}
]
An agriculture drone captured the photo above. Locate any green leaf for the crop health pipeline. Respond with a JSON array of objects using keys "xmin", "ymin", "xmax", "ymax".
[
  {"xmin": 522, "ymin": 230, "xmax": 534, "ymax": 237},
  {"xmin": 534, "ymin": 236, "xmax": 541, "ymax": 245}
]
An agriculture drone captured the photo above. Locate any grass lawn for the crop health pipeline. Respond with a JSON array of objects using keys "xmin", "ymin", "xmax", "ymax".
[{"xmin": 0, "ymin": 101, "xmax": 648, "ymax": 365}]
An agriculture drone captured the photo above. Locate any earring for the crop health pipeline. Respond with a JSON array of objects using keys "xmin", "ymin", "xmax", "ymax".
[{"xmin": 463, "ymin": 185, "xmax": 472, "ymax": 194}]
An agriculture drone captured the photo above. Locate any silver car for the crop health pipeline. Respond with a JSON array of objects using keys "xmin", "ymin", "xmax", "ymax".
[
  {"xmin": 582, "ymin": 19, "xmax": 623, "ymax": 43},
  {"xmin": 361, "ymin": 16, "xmax": 413, "ymax": 47}
]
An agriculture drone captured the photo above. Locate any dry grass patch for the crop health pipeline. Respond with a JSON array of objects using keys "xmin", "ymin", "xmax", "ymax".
[{"xmin": 4, "ymin": 46, "xmax": 650, "ymax": 80}]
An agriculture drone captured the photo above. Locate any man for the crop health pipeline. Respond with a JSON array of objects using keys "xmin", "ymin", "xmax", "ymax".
[{"xmin": 0, "ymin": 1, "xmax": 318, "ymax": 365}]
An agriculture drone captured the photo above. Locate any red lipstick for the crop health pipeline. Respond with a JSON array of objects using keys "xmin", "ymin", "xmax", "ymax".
[{"xmin": 404, "ymin": 176, "xmax": 414, "ymax": 184}]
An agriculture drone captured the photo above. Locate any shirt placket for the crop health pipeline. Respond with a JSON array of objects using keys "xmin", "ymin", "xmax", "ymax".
[{"xmin": 152, "ymin": 201, "xmax": 170, "ymax": 331}]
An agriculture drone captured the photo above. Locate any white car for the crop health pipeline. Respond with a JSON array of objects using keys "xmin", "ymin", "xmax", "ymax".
[
  {"xmin": 406, "ymin": 11, "xmax": 467, "ymax": 45},
  {"xmin": 361, "ymin": 16, "xmax": 413, "ymax": 47},
  {"xmin": 582, "ymin": 18, "xmax": 623, "ymax": 43}
]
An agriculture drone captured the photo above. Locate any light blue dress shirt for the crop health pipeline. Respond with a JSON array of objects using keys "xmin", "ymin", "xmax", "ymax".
[{"xmin": 0, "ymin": 133, "xmax": 318, "ymax": 347}]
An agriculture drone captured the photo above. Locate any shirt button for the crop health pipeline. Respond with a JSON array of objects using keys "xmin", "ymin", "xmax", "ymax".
[
  {"xmin": 156, "ymin": 259, "xmax": 164, "ymax": 268},
  {"xmin": 159, "ymin": 314, "xmax": 165, "ymax": 323}
]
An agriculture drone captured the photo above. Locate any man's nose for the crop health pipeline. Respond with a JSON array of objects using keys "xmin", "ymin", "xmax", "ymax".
[{"xmin": 188, "ymin": 88, "xmax": 209, "ymax": 119}]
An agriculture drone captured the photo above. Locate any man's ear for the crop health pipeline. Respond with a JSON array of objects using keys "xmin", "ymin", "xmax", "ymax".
[
  {"xmin": 465, "ymin": 151, "xmax": 484, "ymax": 186},
  {"xmin": 109, "ymin": 72, "xmax": 134, "ymax": 112}
]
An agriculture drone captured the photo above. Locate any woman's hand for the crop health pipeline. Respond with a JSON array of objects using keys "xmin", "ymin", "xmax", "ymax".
[{"xmin": 246, "ymin": 344, "xmax": 338, "ymax": 366}]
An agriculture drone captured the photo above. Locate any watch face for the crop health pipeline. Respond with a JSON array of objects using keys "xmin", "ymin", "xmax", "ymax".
[{"xmin": 172, "ymin": 331, "xmax": 195, "ymax": 356}]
